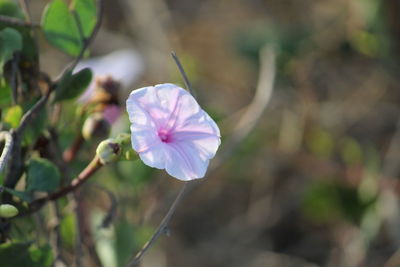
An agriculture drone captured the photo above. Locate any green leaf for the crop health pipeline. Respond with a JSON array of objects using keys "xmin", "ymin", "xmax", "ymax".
[
  {"xmin": 0, "ymin": 242, "xmax": 33, "ymax": 267},
  {"xmin": 0, "ymin": 243, "xmax": 53, "ymax": 267},
  {"xmin": 0, "ymin": 0, "xmax": 24, "ymax": 19},
  {"xmin": 71, "ymin": 0, "xmax": 97, "ymax": 37},
  {"xmin": 26, "ymin": 158, "xmax": 61, "ymax": 193},
  {"xmin": 22, "ymin": 103, "xmax": 47, "ymax": 145},
  {"xmin": 0, "ymin": 78, "xmax": 12, "ymax": 107},
  {"xmin": 29, "ymin": 244, "xmax": 53, "ymax": 267},
  {"xmin": 60, "ymin": 214, "xmax": 76, "ymax": 248},
  {"xmin": 3, "ymin": 187, "xmax": 32, "ymax": 202},
  {"xmin": 0, "ymin": 27, "xmax": 22, "ymax": 74},
  {"xmin": 3, "ymin": 105, "xmax": 22, "ymax": 128},
  {"xmin": 54, "ymin": 67, "xmax": 92, "ymax": 102},
  {"xmin": 115, "ymin": 220, "xmax": 136, "ymax": 267},
  {"xmin": 41, "ymin": 0, "xmax": 82, "ymax": 56},
  {"xmin": 302, "ymin": 181, "xmax": 341, "ymax": 224}
]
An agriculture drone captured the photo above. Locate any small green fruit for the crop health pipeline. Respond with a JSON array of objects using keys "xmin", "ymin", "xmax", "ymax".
[{"xmin": 0, "ymin": 204, "xmax": 18, "ymax": 218}]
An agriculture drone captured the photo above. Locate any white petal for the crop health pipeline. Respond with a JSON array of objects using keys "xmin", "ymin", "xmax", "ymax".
[
  {"xmin": 164, "ymin": 142, "xmax": 209, "ymax": 181},
  {"xmin": 127, "ymin": 94, "xmax": 160, "ymax": 153},
  {"xmin": 137, "ymin": 143, "xmax": 166, "ymax": 169}
]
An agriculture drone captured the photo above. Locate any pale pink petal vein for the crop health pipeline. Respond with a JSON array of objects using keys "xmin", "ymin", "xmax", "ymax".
[{"xmin": 126, "ymin": 83, "xmax": 221, "ymax": 180}]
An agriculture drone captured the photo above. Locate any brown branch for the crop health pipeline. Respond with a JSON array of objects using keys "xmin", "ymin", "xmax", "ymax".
[
  {"xmin": 0, "ymin": 15, "xmax": 40, "ymax": 28},
  {"xmin": 25, "ymin": 157, "xmax": 103, "ymax": 215},
  {"xmin": 63, "ymin": 134, "xmax": 84, "ymax": 163},
  {"xmin": 127, "ymin": 182, "xmax": 189, "ymax": 267}
]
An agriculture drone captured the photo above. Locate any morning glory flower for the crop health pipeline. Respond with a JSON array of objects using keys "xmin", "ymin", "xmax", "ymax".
[{"xmin": 126, "ymin": 83, "xmax": 221, "ymax": 181}]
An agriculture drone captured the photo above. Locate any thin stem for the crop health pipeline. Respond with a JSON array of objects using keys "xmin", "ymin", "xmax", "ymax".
[
  {"xmin": 26, "ymin": 157, "xmax": 103, "ymax": 215},
  {"xmin": 17, "ymin": 91, "xmax": 51, "ymax": 135},
  {"xmin": 127, "ymin": 182, "xmax": 189, "ymax": 267},
  {"xmin": 49, "ymin": 201, "xmax": 68, "ymax": 266},
  {"xmin": 19, "ymin": 0, "xmax": 32, "ymax": 23},
  {"xmin": 0, "ymin": 15, "xmax": 40, "ymax": 28},
  {"xmin": 72, "ymin": 10, "xmax": 86, "ymax": 43},
  {"xmin": 63, "ymin": 134, "xmax": 84, "ymax": 163},
  {"xmin": 69, "ymin": 0, "xmax": 104, "ymax": 71},
  {"xmin": 73, "ymin": 191, "xmax": 84, "ymax": 267},
  {"xmin": 3, "ymin": 66, "xmax": 53, "ymax": 196},
  {"xmin": 171, "ymin": 52, "xmax": 196, "ymax": 97},
  {"xmin": 0, "ymin": 131, "xmax": 13, "ymax": 173},
  {"xmin": 93, "ymin": 184, "xmax": 118, "ymax": 229},
  {"xmin": 126, "ymin": 50, "xmax": 197, "ymax": 267}
]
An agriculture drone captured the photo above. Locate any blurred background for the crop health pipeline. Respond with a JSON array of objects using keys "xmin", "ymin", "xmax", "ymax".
[{"xmin": 17, "ymin": 0, "xmax": 400, "ymax": 266}]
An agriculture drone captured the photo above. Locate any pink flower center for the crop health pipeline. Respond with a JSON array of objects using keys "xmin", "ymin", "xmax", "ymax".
[{"xmin": 158, "ymin": 129, "xmax": 171, "ymax": 143}]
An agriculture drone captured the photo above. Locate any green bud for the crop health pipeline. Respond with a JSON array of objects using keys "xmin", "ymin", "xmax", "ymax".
[
  {"xmin": 0, "ymin": 204, "xmax": 19, "ymax": 218},
  {"xmin": 114, "ymin": 133, "xmax": 136, "ymax": 161},
  {"xmin": 82, "ymin": 113, "xmax": 110, "ymax": 141},
  {"xmin": 96, "ymin": 139, "xmax": 121, "ymax": 164}
]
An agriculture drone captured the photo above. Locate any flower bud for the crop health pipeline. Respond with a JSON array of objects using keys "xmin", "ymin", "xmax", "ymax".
[
  {"xmin": 114, "ymin": 133, "xmax": 136, "ymax": 160},
  {"xmin": 82, "ymin": 113, "xmax": 110, "ymax": 141},
  {"xmin": 0, "ymin": 204, "xmax": 18, "ymax": 218},
  {"xmin": 96, "ymin": 139, "xmax": 121, "ymax": 164}
]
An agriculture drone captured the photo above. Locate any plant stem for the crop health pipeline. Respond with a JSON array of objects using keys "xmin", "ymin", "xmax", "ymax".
[
  {"xmin": 26, "ymin": 157, "xmax": 103, "ymax": 214},
  {"xmin": 69, "ymin": 0, "xmax": 104, "ymax": 70},
  {"xmin": 126, "ymin": 182, "xmax": 189, "ymax": 267},
  {"xmin": 0, "ymin": 15, "xmax": 40, "ymax": 27},
  {"xmin": 171, "ymin": 52, "xmax": 196, "ymax": 97}
]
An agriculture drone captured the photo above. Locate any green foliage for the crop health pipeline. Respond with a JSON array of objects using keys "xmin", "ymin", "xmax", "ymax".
[
  {"xmin": 302, "ymin": 180, "xmax": 342, "ymax": 224},
  {"xmin": 42, "ymin": 0, "xmax": 97, "ymax": 56},
  {"xmin": 60, "ymin": 214, "xmax": 76, "ymax": 249},
  {"xmin": 54, "ymin": 68, "xmax": 93, "ymax": 102},
  {"xmin": 29, "ymin": 244, "xmax": 53, "ymax": 267},
  {"xmin": 340, "ymin": 137, "xmax": 363, "ymax": 166},
  {"xmin": 0, "ymin": 0, "xmax": 24, "ymax": 19},
  {"xmin": 306, "ymin": 127, "xmax": 335, "ymax": 158},
  {"xmin": 71, "ymin": 0, "xmax": 97, "ymax": 37},
  {"xmin": 22, "ymin": 104, "xmax": 47, "ymax": 145},
  {"xmin": 303, "ymin": 180, "xmax": 377, "ymax": 225},
  {"xmin": 42, "ymin": 0, "xmax": 81, "ymax": 56},
  {"xmin": 3, "ymin": 105, "xmax": 23, "ymax": 128},
  {"xmin": 115, "ymin": 220, "xmax": 136, "ymax": 267},
  {"xmin": 0, "ymin": 27, "xmax": 22, "ymax": 74},
  {"xmin": 115, "ymin": 221, "xmax": 154, "ymax": 267},
  {"xmin": 0, "ymin": 1, "xmax": 37, "ymax": 60},
  {"xmin": 0, "ymin": 78, "xmax": 12, "ymax": 107},
  {"xmin": 0, "ymin": 242, "xmax": 53, "ymax": 267},
  {"xmin": 26, "ymin": 158, "xmax": 61, "ymax": 193},
  {"xmin": 3, "ymin": 187, "xmax": 32, "ymax": 202},
  {"xmin": 0, "ymin": 242, "xmax": 32, "ymax": 267}
]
